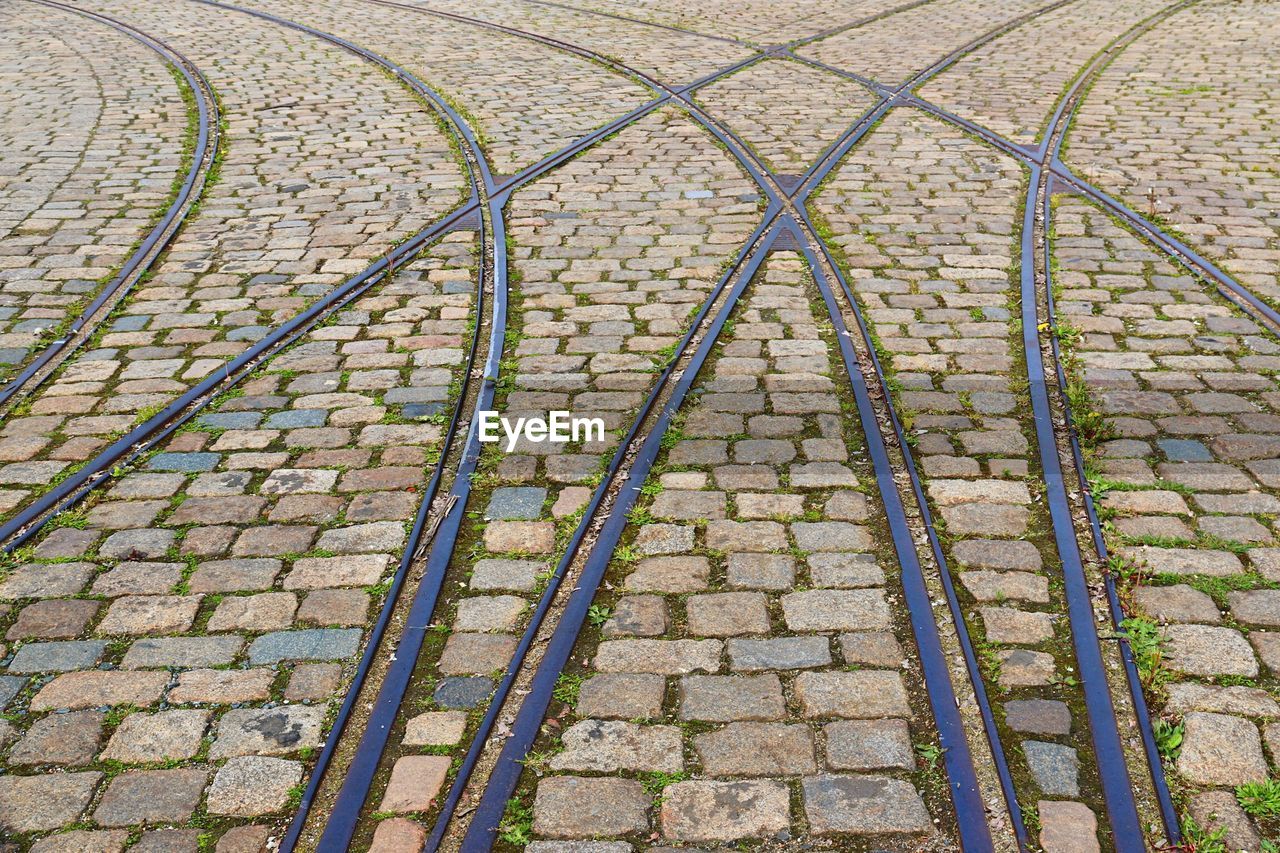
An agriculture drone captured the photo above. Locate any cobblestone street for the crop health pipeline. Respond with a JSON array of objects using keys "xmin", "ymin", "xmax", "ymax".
[{"xmin": 0, "ymin": 0, "xmax": 1277, "ymax": 851}]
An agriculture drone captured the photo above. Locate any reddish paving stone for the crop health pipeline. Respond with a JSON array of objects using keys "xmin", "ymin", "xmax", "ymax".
[
  {"xmin": 370, "ymin": 818, "xmax": 428, "ymax": 852},
  {"xmin": 7, "ymin": 710, "xmax": 104, "ymax": 766},
  {"xmin": 97, "ymin": 595, "xmax": 201, "ymax": 635},
  {"xmin": 214, "ymin": 825, "xmax": 272, "ymax": 853},
  {"xmin": 130, "ymin": 829, "xmax": 202, "ymax": 853},
  {"xmin": 93, "ymin": 768, "xmax": 208, "ymax": 826},
  {"xmin": 31, "ymin": 670, "xmax": 168, "ymax": 711},
  {"xmin": 100, "ymin": 710, "xmax": 209, "ymax": 762},
  {"xmin": 0, "ymin": 772, "xmax": 102, "ymax": 833},
  {"xmin": 379, "ymin": 755, "xmax": 450, "ymax": 813},
  {"xmin": 1038, "ymin": 800, "xmax": 1100, "ymax": 853},
  {"xmin": 6, "ymin": 598, "xmax": 99, "ymax": 639}
]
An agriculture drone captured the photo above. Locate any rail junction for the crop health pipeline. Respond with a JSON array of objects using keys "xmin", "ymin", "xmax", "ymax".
[{"xmin": 0, "ymin": 0, "xmax": 1277, "ymax": 850}]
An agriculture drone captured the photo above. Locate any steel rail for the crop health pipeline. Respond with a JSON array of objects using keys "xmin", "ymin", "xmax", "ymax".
[
  {"xmin": 1021, "ymin": 163, "xmax": 1145, "ymax": 850},
  {"xmin": 0, "ymin": 0, "xmax": 494, "ymax": 552},
  {"xmin": 1038, "ymin": 181, "xmax": 1185, "ymax": 846},
  {"xmin": 891, "ymin": 97, "xmax": 1280, "ymax": 336},
  {"xmin": 779, "ymin": 0, "xmax": 939, "ymax": 51},
  {"xmin": 313, "ymin": 196, "xmax": 508, "ymax": 853},
  {"xmin": 786, "ymin": 0, "xmax": 1081, "ymax": 202},
  {"xmin": 428, "ymin": 3, "xmax": 1096, "ymax": 848},
  {"xmin": 0, "ymin": 197, "xmax": 483, "ymax": 553},
  {"xmin": 508, "ymin": 0, "xmax": 946, "ymax": 54},
  {"xmin": 449, "ymin": 90, "xmax": 994, "ymax": 852},
  {"xmin": 0, "ymin": 0, "xmax": 761, "ymax": 553},
  {"xmin": 802, "ymin": 234, "xmax": 999, "ymax": 849},
  {"xmin": 837, "ymin": 18, "xmax": 1273, "ymax": 843},
  {"xmin": 277, "ymin": 6, "xmax": 786, "ymax": 848},
  {"xmin": 245, "ymin": 3, "xmax": 780, "ymax": 846},
  {"xmin": 791, "ymin": 5, "xmax": 1268, "ymax": 838},
  {"xmin": 168, "ymin": 4, "xmax": 510, "ymax": 851},
  {"xmin": 423, "ymin": 39, "xmax": 974, "ymax": 849},
  {"xmin": 0, "ymin": 0, "xmax": 221, "ymax": 410},
  {"xmin": 1026, "ymin": 2, "xmax": 1204, "ymax": 843},
  {"xmin": 154, "ymin": 6, "xmax": 778, "ymax": 852},
  {"xmin": 4, "ymin": 1, "xmax": 1184, "ymax": 848},
  {"xmin": 795, "ymin": 198, "xmax": 1032, "ymax": 851},
  {"xmin": 784, "ymin": 0, "xmax": 1280, "ymax": 337}
]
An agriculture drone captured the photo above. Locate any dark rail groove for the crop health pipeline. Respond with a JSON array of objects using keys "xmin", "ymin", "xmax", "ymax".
[
  {"xmin": 0, "ymin": 0, "xmax": 1229, "ymax": 849},
  {"xmin": 1027, "ymin": 1, "xmax": 1203, "ymax": 843},
  {"xmin": 793, "ymin": 1, "xmax": 1269, "ymax": 841},
  {"xmin": 170, "ymin": 4, "xmax": 511, "ymax": 851},
  {"xmin": 1021, "ymin": 163, "xmax": 1145, "ymax": 850},
  {"xmin": 0, "ymin": 0, "xmax": 221, "ymax": 411},
  {"xmin": 426, "ymin": 2, "xmax": 1107, "ymax": 848},
  {"xmin": 1038, "ymin": 181, "xmax": 1184, "ymax": 847}
]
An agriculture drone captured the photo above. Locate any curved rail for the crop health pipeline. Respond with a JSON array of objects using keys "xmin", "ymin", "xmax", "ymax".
[
  {"xmin": 791, "ymin": 2, "xmax": 1277, "ymax": 840},
  {"xmin": 1039, "ymin": 181, "xmax": 1184, "ymax": 846},
  {"xmin": 1021, "ymin": 164, "xmax": 1144, "ymax": 849},
  {"xmin": 419, "ymin": 2, "xmax": 1100, "ymax": 848},
  {"xmin": 1028, "ymin": 2, "xmax": 1204, "ymax": 843},
  {"xmin": 0, "ymin": 0, "xmax": 221, "ymax": 410},
  {"xmin": 171, "ymin": 4, "xmax": 514, "ymax": 851}
]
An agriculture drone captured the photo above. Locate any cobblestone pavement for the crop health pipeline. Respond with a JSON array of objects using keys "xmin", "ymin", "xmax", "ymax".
[
  {"xmin": 0, "ymin": 2, "xmax": 187, "ymax": 385},
  {"xmin": 0, "ymin": 0, "xmax": 465, "ymax": 523},
  {"xmin": 1, "ymin": 0, "xmax": 1278, "ymax": 851},
  {"xmin": 1052, "ymin": 194, "xmax": 1280, "ymax": 850},
  {"xmin": 1063, "ymin": 0, "xmax": 1280, "ymax": 307},
  {"xmin": 515, "ymin": 250, "xmax": 952, "ymax": 847},
  {"xmin": 812, "ymin": 109, "xmax": 1120, "ymax": 845}
]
